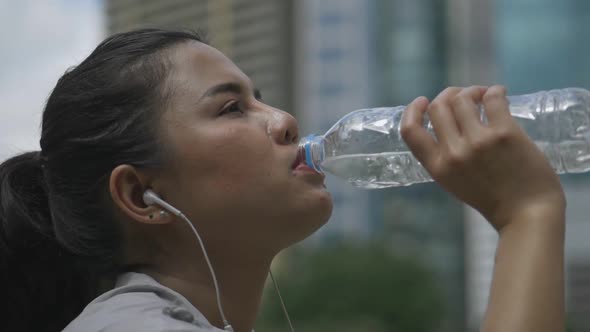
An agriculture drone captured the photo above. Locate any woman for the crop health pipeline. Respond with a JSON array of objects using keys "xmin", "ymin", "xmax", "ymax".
[{"xmin": 0, "ymin": 29, "xmax": 565, "ymax": 332}]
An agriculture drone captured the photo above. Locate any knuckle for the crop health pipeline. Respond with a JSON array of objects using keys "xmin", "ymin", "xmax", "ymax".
[
  {"xmin": 430, "ymin": 167, "xmax": 446, "ymax": 180},
  {"xmin": 446, "ymin": 145, "xmax": 470, "ymax": 166},
  {"xmin": 444, "ymin": 87, "xmax": 463, "ymax": 99},
  {"xmin": 468, "ymin": 86, "xmax": 486, "ymax": 99},
  {"xmin": 490, "ymin": 127, "xmax": 514, "ymax": 144},
  {"xmin": 400, "ymin": 122, "xmax": 417, "ymax": 140},
  {"xmin": 493, "ymin": 84, "xmax": 507, "ymax": 93},
  {"xmin": 470, "ymin": 137, "xmax": 489, "ymax": 152},
  {"xmin": 430, "ymin": 159, "xmax": 450, "ymax": 179},
  {"xmin": 483, "ymin": 85, "xmax": 507, "ymax": 102},
  {"xmin": 446, "ymin": 86, "xmax": 462, "ymax": 93},
  {"xmin": 429, "ymin": 100, "xmax": 444, "ymax": 112},
  {"xmin": 450, "ymin": 94, "xmax": 464, "ymax": 108}
]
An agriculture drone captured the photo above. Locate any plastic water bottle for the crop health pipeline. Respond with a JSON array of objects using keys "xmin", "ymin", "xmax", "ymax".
[{"xmin": 299, "ymin": 88, "xmax": 590, "ymax": 189}]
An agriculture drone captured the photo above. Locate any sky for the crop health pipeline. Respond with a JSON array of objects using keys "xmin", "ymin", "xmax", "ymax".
[{"xmin": 0, "ymin": 0, "xmax": 104, "ymax": 160}]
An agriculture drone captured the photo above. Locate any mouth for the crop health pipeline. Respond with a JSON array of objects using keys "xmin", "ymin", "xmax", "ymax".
[
  {"xmin": 291, "ymin": 147, "xmax": 306, "ymax": 170},
  {"xmin": 291, "ymin": 147, "xmax": 325, "ymax": 184}
]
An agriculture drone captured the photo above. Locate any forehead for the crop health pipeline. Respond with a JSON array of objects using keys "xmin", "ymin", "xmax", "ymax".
[{"xmin": 167, "ymin": 41, "xmax": 251, "ymax": 96}]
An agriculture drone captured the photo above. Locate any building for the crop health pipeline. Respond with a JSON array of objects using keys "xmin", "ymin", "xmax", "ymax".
[
  {"xmin": 107, "ymin": 0, "xmax": 379, "ymax": 241},
  {"xmin": 106, "ymin": 1, "xmax": 590, "ymax": 330},
  {"xmin": 452, "ymin": 0, "xmax": 590, "ymax": 330},
  {"xmin": 293, "ymin": 0, "xmax": 374, "ymax": 241},
  {"xmin": 106, "ymin": 1, "xmax": 464, "ymax": 330},
  {"xmin": 107, "ymin": 0, "xmax": 294, "ymax": 113},
  {"xmin": 374, "ymin": 1, "xmax": 467, "ymax": 330}
]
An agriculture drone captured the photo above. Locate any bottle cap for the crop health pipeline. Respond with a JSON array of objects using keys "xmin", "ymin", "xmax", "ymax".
[{"xmin": 299, "ymin": 134, "xmax": 325, "ymax": 173}]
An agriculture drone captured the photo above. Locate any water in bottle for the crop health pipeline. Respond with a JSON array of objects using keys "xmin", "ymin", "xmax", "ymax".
[{"xmin": 299, "ymin": 88, "xmax": 590, "ymax": 189}]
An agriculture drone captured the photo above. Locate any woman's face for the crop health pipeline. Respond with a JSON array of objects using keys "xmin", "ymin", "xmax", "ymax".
[{"xmin": 155, "ymin": 41, "xmax": 332, "ymax": 253}]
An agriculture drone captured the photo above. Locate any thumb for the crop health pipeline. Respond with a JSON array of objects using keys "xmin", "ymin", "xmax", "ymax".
[{"xmin": 400, "ymin": 97, "xmax": 438, "ymax": 169}]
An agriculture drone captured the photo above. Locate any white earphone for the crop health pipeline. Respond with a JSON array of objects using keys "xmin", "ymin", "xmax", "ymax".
[
  {"xmin": 142, "ymin": 189, "xmax": 293, "ymax": 332},
  {"xmin": 142, "ymin": 189, "xmax": 182, "ymax": 217},
  {"xmin": 142, "ymin": 189, "xmax": 234, "ymax": 332}
]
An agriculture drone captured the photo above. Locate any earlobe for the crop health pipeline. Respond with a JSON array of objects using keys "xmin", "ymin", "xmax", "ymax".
[
  {"xmin": 145, "ymin": 209, "xmax": 170, "ymax": 224},
  {"xmin": 109, "ymin": 164, "xmax": 172, "ymax": 225}
]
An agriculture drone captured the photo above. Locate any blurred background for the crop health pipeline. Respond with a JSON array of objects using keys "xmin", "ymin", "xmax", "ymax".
[{"xmin": 1, "ymin": 0, "xmax": 590, "ymax": 331}]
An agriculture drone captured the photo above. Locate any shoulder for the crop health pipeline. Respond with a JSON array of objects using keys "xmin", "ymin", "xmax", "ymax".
[{"xmin": 63, "ymin": 273, "xmax": 224, "ymax": 332}]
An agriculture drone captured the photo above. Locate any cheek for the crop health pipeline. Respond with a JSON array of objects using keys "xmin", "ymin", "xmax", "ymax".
[{"xmin": 186, "ymin": 126, "xmax": 276, "ymax": 191}]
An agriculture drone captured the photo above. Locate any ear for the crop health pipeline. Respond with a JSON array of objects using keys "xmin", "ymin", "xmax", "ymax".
[{"xmin": 109, "ymin": 164, "xmax": 172, "ymax": 225}]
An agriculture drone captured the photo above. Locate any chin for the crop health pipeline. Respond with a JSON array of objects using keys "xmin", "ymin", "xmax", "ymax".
[{"xmin": 282, "ymin": 190, "xmax": 333, "ymax": 246}]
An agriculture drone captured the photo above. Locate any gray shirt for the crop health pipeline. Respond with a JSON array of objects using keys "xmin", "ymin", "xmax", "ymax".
[{"xmin": 63, "ymin": 272, "xmax": 225, "ymax": 332}]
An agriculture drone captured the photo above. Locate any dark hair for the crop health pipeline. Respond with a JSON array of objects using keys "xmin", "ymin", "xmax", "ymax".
[{"xmin": 0, "ymin": 28, "xmax": 206, "ymax": 331}]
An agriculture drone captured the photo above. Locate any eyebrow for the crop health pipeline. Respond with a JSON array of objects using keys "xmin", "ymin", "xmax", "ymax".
[{"xmin": 199, "ymin": 82, "xmax": 262, "ymax": 102}]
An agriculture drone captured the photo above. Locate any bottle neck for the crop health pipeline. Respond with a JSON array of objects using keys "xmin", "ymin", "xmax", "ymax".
[{"xmin": 298, "ymin": 134, "xmax": 325, "ymax": 172}]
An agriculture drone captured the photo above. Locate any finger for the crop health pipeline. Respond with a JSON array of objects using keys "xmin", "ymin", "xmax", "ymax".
[
  {"xmin": 482, "ymin": 85, "xmax": 511, "ymax": 126},
  {"xmin": 428, "ymin": 87, "xmax": 463, "ymax": 145},
  {"xmin": 401, "ymin": 96, "xmax": 439, "ymax": 168},
  {"xmin": 452, "ymin": 86, "xmax": 488, "ymax": 139}
]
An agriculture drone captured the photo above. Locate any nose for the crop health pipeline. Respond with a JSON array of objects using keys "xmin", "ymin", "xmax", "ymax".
[{"xmin": 269, "ymin": 109, "xmax": 299, "ymax": 145}]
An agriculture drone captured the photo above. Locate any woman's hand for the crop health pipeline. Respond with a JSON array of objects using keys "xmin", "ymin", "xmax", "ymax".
[
  {"xmin": 401, "ymin": 85, "xmax": 565, "ymax": 230},
  {"xmin": 402, "ymin": 85, "xmax": 566, "ymax": 332}
]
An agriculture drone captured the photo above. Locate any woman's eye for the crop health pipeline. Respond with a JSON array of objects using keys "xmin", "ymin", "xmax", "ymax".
[{"xmin": 220, "ymin": 102, "xmax": 244, "ymax": 116}]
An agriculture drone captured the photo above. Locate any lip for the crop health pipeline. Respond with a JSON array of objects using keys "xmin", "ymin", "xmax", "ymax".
[
  {"xmin": 293, "ymin": 163, "xmax": 326, "ymax": 187},
  {"xmin": 291, "ymin": 147, "xmax": 306, "ymax": 169},
  {"xmin": 294, "ymin": 163, "xmax": 319, "ymax": 173},
  {"xmin": 291, "ymin": 148, "xmax": 324, "ymax": 178}
]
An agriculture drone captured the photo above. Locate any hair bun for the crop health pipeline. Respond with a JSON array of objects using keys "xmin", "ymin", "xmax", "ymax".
[{"xmin": 0, "ymin": 151, "xmax": 53, "ymax": 256}]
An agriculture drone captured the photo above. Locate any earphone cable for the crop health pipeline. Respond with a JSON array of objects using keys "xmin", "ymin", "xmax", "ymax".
[
  {"xmin": 179, "ymin": 212, "xmax": 233, "ymax": 331},
  {"xmin": 270, "ymin": 270, "xmax": 295, "ymax": 332},
  {"xmin": 146, "ymin": 188, "xmax": 292, "ymax": 332}
]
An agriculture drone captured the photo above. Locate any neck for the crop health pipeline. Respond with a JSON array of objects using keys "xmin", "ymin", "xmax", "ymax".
[{"xmin": 142, "ymin": 247, "xmax": 274, "ymax": 332}]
